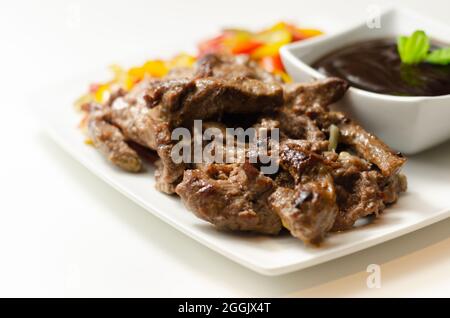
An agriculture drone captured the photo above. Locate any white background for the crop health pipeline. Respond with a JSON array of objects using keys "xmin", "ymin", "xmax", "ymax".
[{"xmin": 1, "ymin": 0, "xmax": 450, "ymax": 297}]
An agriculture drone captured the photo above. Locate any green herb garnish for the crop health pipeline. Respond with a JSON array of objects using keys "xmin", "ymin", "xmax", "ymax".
[
  {"xmin": 397, "ymin": 30, "xmax": 450, "ymax": 65},
  {"xmin": 425, "ymin": 48, "xmax": 450, "ymax": 65},
  {"xmin": 397, "ymin": 30, "xmax": 430, "ymax": 65}
]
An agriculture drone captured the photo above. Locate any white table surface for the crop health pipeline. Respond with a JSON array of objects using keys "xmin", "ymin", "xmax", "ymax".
[{"xmin": 1, "ymin": 0, "xmax": 449, "ymax": 297}]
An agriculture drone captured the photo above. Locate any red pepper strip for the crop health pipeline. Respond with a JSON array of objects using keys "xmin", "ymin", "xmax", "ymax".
[
  {"xmin": 260, "ymin": 54, "xmax": 284, "ymax": 73},
  {"xmin": 198, "ymin": 34, "xmax": 227, "ymax": 55},
  {"xmin": 282, "ymin": 23, "xmax": 306, "ymax": 42},
  {"xmin": 291, "ymin": 31, "xmax": 306, "ymax": 42},
  {"xmin": 89, "ymin": 83, "xmax": 100, "ymax": 93}
]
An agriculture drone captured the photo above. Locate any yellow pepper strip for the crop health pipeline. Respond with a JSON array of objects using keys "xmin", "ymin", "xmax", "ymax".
[
  {"xmin": 223, "ymin": 30, "xmax": 251, "ymax": 49},
  {"xmin": 94, "ymin": 84, "xmax": 111, "ymax": 103},
  {"xmin": 251, "ymin": 41, "xmax": 286, "ymax": 59},
  {"xmin": 251, "ymin": 28, "xmax": 292, "ymax": 59},
  {"xmin": 298, "ymin": 28, "xmax": 323, "ymax": 38},
  {"xmin": 267, "ymin": 21, "xmax": 292, "ymax": 32},
  {"xmin": 275, "ymin": 70, "xmax": 292, "ymax": 83},
  {"xmin": 254, "ymin": 28, "xmax": 292, "ymax": 44},
  {"xmin": 166, "ymin": 53, "xmax": 196, "ymax": 69},
  {"xmin": 84, "ymin": 138, "xmax": 94, "ymax": 146},
  {"xmin": 143, "ymin": 60, "xmax": 169, "ymax": 77}
]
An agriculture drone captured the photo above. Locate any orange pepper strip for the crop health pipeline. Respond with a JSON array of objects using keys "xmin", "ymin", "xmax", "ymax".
[{"xmin": 230, "ymin": 40, "xmax": 263, "ymax": 54}]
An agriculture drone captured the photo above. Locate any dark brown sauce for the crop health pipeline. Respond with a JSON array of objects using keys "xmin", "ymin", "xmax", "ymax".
[{"xmin": 312, "ymin": 39, "xmax": 450, "ymax": 96}]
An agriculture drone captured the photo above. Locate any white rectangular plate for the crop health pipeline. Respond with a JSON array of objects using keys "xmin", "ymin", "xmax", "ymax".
[{"xmin": 35, "ymin": 72, "xmax": 450, "ymax": 276}]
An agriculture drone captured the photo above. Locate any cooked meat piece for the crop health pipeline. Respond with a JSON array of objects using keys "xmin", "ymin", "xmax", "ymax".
[
  {"xmin": 332, "ymin": 170, "xmax": 385, "ymax": 231},
  {"xmin": 270, "ymin": 174, "xmax": 337, "ymax": 245},
  {"xmin": 283, "ymin": 77, "xmax": 349, "ymax": 112},
  {"xmin": 105, "ymin": 78, "xmax": 172, "ymax": 150},
  {"xmin": 176, "ymin": 163, "xmax": 282, "ymax": 234},
  {"xmin": 269, "ymin": 141, "xmax": 338, "ymax": 244},
  {"xmin": 338, "ymin": 120, "xmax": 406, "ymax": 177},
  {"xmin": 276, "ymin": 107, "xmax": 326, "ymax": 141},
  {"xmin": 380, "ymin": 173, "xmax": 407, "ymax": 204},
  {"xmin": 166, "ymin": 67, "xmax": 195, "ymax": 79},
  {"xmin": 277, "ymin": 140, "xmax": 330, "ymax": 178},
  {"xmin": 329, "ymin": 151, "xmax": 372, "ymax": 180},
  {"xmin": 87, "ymin": 114, "xmax": 142, "ymax": 172},
  {"xmin": 252, "ymin": 117, "xmax": 281, "ymax": 131},
  {"xmin": 315, "ymin": 111, "xmax": 406, "ymax": 176},
  {"xmin": 272, "ymin": 78, "xmax": 348, "ymax": 141},
  {"xmin": 89, "ymin": 79, "xmax": 183, "ymax": 192},
  {"xmin": 327, "ymin": 151, "xmax": 406, "ymax": 231},
  {"xmin": 110, "ymin": 97, "xmax": 171, "ymax": 150},
  {"xmin": 273, "ymin": 170, "xmax": 296, "ymax": 188},
  {"xmin": 145, "ymin": 77, "xmax": 283, "ymax": 128},
  {"xmin": 196, "ymin": 53, "xmax": 282, "ymax": 83},
  {"xmin": 154, "ymin": 144, "xmax": 186, "ymax": 194}
]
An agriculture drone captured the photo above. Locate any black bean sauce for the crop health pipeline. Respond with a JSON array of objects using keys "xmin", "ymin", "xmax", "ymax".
[{"xmin": 312, "ymin": 39, "xmax": 450, "ymax": 96}]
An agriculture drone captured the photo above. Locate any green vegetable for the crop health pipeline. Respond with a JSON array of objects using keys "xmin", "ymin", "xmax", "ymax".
[
  {"xmin": 397, "ymin": 30, "xmax": 430, "ymax": 65},
  {"xmin": 397, "ymin": 30, "xmax": 450, "ymax": 65},
  {"xmin": 328, "ymin": 124, "xmax": 340, "ymax": 152},
  {"xmin": 425, "ymin": 47, "xmax": 450, "ymax": 65}
]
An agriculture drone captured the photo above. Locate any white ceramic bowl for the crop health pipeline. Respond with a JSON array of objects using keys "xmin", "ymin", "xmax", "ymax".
[{"xmin": 280, "ymin": 7, "xmax": 450, "ymax": 154}]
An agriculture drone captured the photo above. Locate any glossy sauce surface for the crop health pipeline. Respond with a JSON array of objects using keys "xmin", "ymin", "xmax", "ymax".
[{"xmin": 313, "ymin": 39, "xmax": 450, "ymax": 96}]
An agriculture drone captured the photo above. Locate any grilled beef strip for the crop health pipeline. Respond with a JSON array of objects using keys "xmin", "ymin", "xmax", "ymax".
[
  {"xmin": 313, "ymin": 111, "xmax": 407, "ymax": 177},
  {"xmin": 269, "ymin": 141, "xmax": 338, "ymax": 244},
  {"xmin": 322, "ymin": 149, "xmax": 407, "ymax": 231},
  {"xmin": 87, "ymin": 109, "xmax": 142, "ymax": 172},
  {"xmin": 195, "ymin": 53, "xmax": 283, "ymax": 84},
  {"xmin": 272, "ymin": 77, "xmax": 348, "ymax": 142},
  {"xmin": 283, "ymin": 77, "xmax": 349, "ymax": 112},
  {"xmin": 332, "ymin": 169, "xmax": 407, "ymax": 231},
  {"xmin": 176, "ymin": 162, "xmax": 282, "ymax": 234},
  {"xmin": 110, "ymin": 103, "xmax": 183, "ymax": 193},
  {"xmin": 144, "ymin": 77, "xmax": 284, "ymax": 128},
  {"xmin": 282, "ymin": 79, "xmax": 406, "ymax": 178}
]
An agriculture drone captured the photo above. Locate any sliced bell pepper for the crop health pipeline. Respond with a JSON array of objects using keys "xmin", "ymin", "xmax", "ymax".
[
  {"xmin": 167, "ymin": 53, "xmax": 196, "ymax": 68},
  {"xmin": 143, "ymin": 60, "xmax": 169, "ymax": 77},
  {"xmin": 198, "ymin": 34, "xmax": 227, "ymax": 55},
  {"xmin": 275, "ymin": 70, "xmax": 292, "ymax": 83},
  {"xmin": 254, "ymin": 28, "xmax": 292, "ymax": 44},
  {"xmin": 251, "ymin": 41, "xmax": 284, "ymax": 59},
  {"xmin": 230, "ymin": 39, "xmax": 262, "ymax": 54},
  {"xmin": 260, "ymin": 54, "xmax": 284, "ymax": 73},
  {"xmin": 94, "ymin": 84, "xmax": 110, "ymax": 103},
  {"xmin": 89, "ymin": 83, "xmax": 100, "ymax": 93},
  {"xmin": 297, "ymin": 28, "xmax": 323, "ymax": 38}
]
